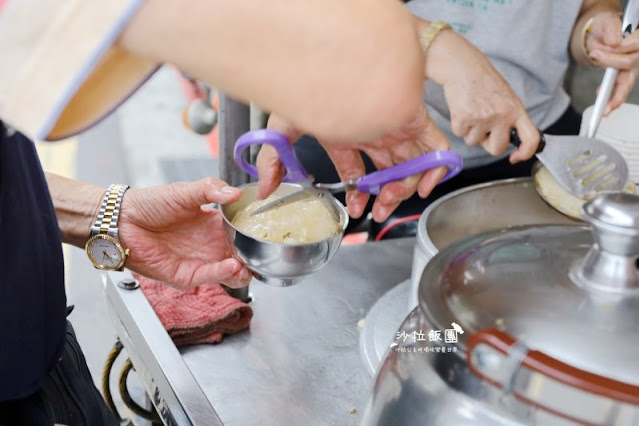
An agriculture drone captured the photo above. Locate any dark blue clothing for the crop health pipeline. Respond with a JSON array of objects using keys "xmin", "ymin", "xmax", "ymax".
[
  {"xmin": 0, "ymin": 122, "xmax": 67, "ymax": 401},
  {"xmin": 0, "ymin": 321, "xmax": 119, "ymax": 426}
]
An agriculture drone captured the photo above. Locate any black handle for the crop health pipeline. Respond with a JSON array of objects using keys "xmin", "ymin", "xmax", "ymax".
[{"xmin": 510, "ymin": 128, "xmax": 546, "ymax": 153}]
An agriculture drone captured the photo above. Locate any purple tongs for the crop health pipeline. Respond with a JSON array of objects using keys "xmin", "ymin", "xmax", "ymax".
[{"xmin": 234, "ymin": 129, "xmax": 463, "ymax": 215}]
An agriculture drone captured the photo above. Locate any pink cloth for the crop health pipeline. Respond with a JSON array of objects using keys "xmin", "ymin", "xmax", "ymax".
[{"xmin": 136, "ymin": 274, "xmax": 253, "ymax": 347}]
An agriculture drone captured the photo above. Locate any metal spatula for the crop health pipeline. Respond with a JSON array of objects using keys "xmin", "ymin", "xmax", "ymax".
[{"xmin": 511, "ymin": 129, "xmax": 628, "ymax": 199}]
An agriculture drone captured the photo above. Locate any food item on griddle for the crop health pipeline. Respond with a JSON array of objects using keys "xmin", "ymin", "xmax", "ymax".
[
  {"xmin": 534, "ymin": 163, "xmax": 636, "ymax": 220},
  {"xmin": 231, "ymin": 192, "xmax": 341, "ymax": 244}
]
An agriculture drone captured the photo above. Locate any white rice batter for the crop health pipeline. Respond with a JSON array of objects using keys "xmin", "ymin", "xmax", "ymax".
[
  {"xmin": 534, "ymin": 164, "xmax": 636, "ymax": 220},
  {"xmin": 232, "ymin": 192, "xmax": 341, "ymax": 244}
]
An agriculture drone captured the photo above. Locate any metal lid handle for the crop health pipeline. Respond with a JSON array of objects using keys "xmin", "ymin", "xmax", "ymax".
[{"xmin": 577, "ymin": 193, "xmax": 639, "ymax": 292}]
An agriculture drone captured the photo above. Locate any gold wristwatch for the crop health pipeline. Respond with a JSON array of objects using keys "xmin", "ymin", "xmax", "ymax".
[{"xmin": 85, "ymin": 183, "xmax": 130, "ymax": 271}]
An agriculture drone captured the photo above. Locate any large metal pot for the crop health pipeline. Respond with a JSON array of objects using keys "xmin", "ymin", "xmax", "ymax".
[
  {"xmin": 409, "ymin": 177, "xmax": 577, "ymax": 308},
  {"xmin": 360, "ymin": 193, "xmax": 639, "ymax": 425},
  {"xmin": 360, "ymin": 178, "xmax": 578, "ymax": 376}
]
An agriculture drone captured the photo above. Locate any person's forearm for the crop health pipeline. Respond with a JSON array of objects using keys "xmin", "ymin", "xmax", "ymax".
[
  {"xmin": 117, "ymin": 0, "xmax": 424, "ymax": 144},
  {"xmin": 415, "ymin": 18, "xmax": 487, "ymax": 86},
  {"xmin": 570, "ymin": 0, "xmax": 622, "ymax": 65},
  {"xmin": 45, "ymin": 173, "xmax": 105, "ymax": 248}
]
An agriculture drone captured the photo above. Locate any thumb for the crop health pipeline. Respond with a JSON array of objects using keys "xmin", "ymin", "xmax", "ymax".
[
  {"xmin": 256, "ymin": 114, "xmax": 304, "ymax": 199},
  {"xmin": 509, "ymin": 114, "xmax": 540, "ymax": 163},
  {"xmin": 178, "ymin": 177, "xmax": 242, "ymax": 207},
  {"xmin": 595, "ymin": 13, "xmax": 623, "ymax": 47},
  {"xmin": 415, "ymin": 106, "xmax": 450, "ymax": 152}
]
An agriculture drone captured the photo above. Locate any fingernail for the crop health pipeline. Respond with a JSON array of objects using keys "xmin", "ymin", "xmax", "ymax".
[
  {"xmin": 604, "ymin": 105, "xmax": 612, "ymax": 116},
  {"xmin": 221, "ymin": 185, "xmax": 239, "ymax": 195}
]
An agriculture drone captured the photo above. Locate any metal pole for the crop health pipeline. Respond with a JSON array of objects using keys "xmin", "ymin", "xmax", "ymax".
[
  {"xmin": 218, "ymin": 94, "xmax": 251, "ymax": 186},
  {"xmin": 218, "ymin": 94, "xmax": 252, "ymax": 302}
]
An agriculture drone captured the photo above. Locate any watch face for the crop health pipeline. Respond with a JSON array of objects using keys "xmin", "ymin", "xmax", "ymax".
[{"xmin": 87, "ymin": 236, "xmax": 124, "ymax": 269}]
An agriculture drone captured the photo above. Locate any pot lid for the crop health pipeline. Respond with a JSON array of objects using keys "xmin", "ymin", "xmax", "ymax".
[{"xmin": 418, "ymin": 193, "xmax": 639, "ymax": 401}]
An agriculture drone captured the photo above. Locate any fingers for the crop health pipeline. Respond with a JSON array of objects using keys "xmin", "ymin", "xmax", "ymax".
[
  {"xmin": 460, "ymin": 118, "xmax": 512, "ymax": 155},
  {"xmin": 221, "ymin": 264, "xmax": 253, "ymax": 288},
  {"xmin": 368, "ymin": 110, "xmax": 450, "ymax": 222},
  {"xmin": 591, "ymin": 12, "xmax": 623, "ymax": 48},
  {"xmin": 178, "ymin": 177, "xmax": 242, "ymax": 207},
  {"xmin": 600, "ymin": 33, "xmax": 639, "ymax": 54},
  {"xmin": 447, "ymin": 90, "xmax": 523, "ymax": 156},
  {"xmin": 256, "ymin": 114, "xmax": 304, "ymax": 199},
  {"xmin": 465, "ymin": 126, "xmax": 490, "ymax": 147},
  {"xmin": 187, "ymin": 258, "xmax": 252, "ymax": 289},
  {"xmin": 366, "ymin": 143, "xmax": 422, "ymax": 222},
  {"xmin": 409, "ymin": 104, "xmax": 450, "ymax": 151},
  {"xmin": 256, "ymin": 144, "xmax": 285, "ymax": 199},
  {"xmin": 413, "ymin": 113, "xmax": 451, "ymax": 198},
  {"xmin": 324, "ymin": 146, "xmax": 370, "ymax": 218},
  {"xmin": 509, "ymin": 115, "xmax": 540, "ymax": 164},
  {"xmin": 589, "ymin": 19, "xmax": 639, "ymax": 69},
  {"xmin": 324, "ymin": 109, "xmax": 449, "ymax": 223},
  {"xmin": 418, "ymin": 166, "xmax": 448, "ymax": 200},
  {"xmin": 481, "ymin": 125, "xmax": 510, "ymax": 157},
  {"xmin": 450, "ymin": 114, "xmax": 471, "ymax": 139},
  {"xmin": 590, "ymin": 48, "xmax": 639, "ymax": 70},
  {"xmin": 607, "ymin": 70, "xmax": 638, "ymax": 113}
]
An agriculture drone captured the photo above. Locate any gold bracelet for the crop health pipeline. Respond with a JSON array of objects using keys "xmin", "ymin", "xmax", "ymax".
[
  {"xmin": 581, "ymin": 16, "xmax": 597, "ymax": 66},
  {"xmin": 419, "ymin": 20, "xmax": 452, "ymax": 55}
]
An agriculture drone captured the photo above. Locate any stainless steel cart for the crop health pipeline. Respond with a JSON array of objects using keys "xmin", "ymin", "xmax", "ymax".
[{"xmin": 104, "ymin": 238, "xmax": 413, "ymax": 425}]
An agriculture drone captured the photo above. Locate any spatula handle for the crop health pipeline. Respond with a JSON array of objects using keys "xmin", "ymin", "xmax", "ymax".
[{"xmin": 510, "ymin": 128, "xmax": 546, "ymax": 154}]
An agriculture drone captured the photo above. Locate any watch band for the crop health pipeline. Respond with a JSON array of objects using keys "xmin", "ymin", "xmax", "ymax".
[{"xmin": 91, "ymin": 183, "xmax": 129, "ymax": 239}]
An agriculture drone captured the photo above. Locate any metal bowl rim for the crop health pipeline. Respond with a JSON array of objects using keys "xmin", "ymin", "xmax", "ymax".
[
  {"xmin": 220, "ymin": 182, "xmax": 349, "ymax": 247},
  {"xmin": 417, "ymin": 177, "xmax": 533, "ymax": 256}
]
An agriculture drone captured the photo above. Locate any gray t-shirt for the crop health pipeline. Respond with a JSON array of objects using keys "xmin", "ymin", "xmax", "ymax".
[{"xmin": 408, "ymin": 0, "xmax": 582, "ymax": 168}]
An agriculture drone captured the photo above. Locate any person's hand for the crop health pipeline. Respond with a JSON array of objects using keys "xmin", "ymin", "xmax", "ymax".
[
  {"xmin": 257, "ymin": 107, "xmax": 450, "ymax": 223},
  {"xmin": 418, "ymin": 18, "xmax": 540, "ymax": 163},
  {"xmin": 585, "ymin": 12, "xmax": 639, "ymax": 114},
  {"xmin": 440, "ymin": 61, "xmax": 539, "ymax": 163},
  {"xmin": 118, "ymin": 178, "xmax": 252, "ymax": 290}
]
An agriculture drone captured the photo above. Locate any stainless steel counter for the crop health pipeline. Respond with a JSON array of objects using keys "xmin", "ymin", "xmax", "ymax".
[{"xmin": 104, "ymin": 238, "xmax": 415, "ymax": 426}]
